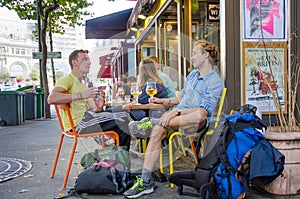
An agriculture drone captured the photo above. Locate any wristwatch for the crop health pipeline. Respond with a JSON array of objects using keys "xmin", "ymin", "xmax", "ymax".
[{"xmin": 176, "ymin": 108, "xmax": 181, "ymax": 116}]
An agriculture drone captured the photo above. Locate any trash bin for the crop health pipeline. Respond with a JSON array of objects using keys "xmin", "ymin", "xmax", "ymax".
[
  {"xmin": 16, "ymin": 85, "xmax": 37, "ymax": 120},
  {"xmin": 35, "ymin": 87, "xmax": 44, "ymax": 118},
  {"xmin": 0, "ymin": 91, "xmax": 25, "ymax": 126},
  {"xmin": 24, "ymin": 92, "xmax": 37, "ymax": 120}
]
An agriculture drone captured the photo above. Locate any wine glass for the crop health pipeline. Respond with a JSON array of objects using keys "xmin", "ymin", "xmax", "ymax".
[
  {"xmin": 131, "ymin": 82, "xmax": 141, "ymax": 104},
  {"xmin": 146, "ymin": 80, "xmax": 157, "ymax": 100}
]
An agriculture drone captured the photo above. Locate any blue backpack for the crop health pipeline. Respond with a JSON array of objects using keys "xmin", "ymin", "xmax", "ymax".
[
  {"xmin": 210, "ymin": 112, "xmax": 266, "ymax": 199},
  {"xmin": 169, "ymin": 105, "xmax": 272, "ymax": 199}
]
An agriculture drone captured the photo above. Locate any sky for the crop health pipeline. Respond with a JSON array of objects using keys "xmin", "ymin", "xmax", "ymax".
[
  {"xmin": 88, "ymin": 0, "xmax": 136, "ymax": 19},
  {"xmin": 0, "ymin": 0, "xmax": 136, "ymax": 21},
  {"xmin": 0, "ymin": 0, "xmax": 137, "ymax": 48}
]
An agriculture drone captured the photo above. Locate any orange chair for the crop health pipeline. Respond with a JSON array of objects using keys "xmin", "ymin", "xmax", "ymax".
[{"xmin": 51, "ymin": 103, "xmax": 120, "ymax": 189}]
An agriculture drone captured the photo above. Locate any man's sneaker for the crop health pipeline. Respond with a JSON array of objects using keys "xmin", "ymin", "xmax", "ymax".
[
  {"xmin": 129, "ymin": 117, "xmax": 153, "ymax": 139},
  {"xmin": 123, "ymin": 177, "xmax": 154, "ymax": 198}
]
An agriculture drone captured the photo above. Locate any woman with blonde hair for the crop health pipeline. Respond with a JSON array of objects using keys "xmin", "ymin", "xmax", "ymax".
[
  {"xmin": 128, "ymin": 58, "xmax": 168, "ymax": 121},
  {"xmin": 137, "ymin": 58, "xmax": 168, "ymax": 104}
]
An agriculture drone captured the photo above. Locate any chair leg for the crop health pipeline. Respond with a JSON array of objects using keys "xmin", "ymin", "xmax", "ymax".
[
  {"xmin": 159, "ymin": 148, "xmax": 164, "ymax": 174},
  {"xmin": 62, "ymin": 137, "xmax": 78, "ymax": 189},
  {"xmin": 177, "ymin": 136, "xmax": 187, "ymax": 156},
  {"xmin": 189, "ymin": 137, "xmax": 198, "ymax": 164},
  {"xmin": 168, "ymin": 132, "xmax": 184, "ymax": 188},
  {"xmin": 51, "ymin": 134, "xmax": 65, "ymax": 178}
]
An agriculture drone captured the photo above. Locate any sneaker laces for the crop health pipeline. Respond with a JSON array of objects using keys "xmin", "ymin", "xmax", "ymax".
[
  {"xmin": 137, "ymin": 120, "xmax": 153, "ymax": 131},
  {"xmin": 130, "ymin": 177, "xmax": 143, "ymax": 190}
]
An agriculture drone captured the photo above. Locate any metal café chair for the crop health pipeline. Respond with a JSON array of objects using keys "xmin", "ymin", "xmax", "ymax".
[
  {"xmin": 51, "ymin": 103, "xmax": 119, "ymax": 188},
  {"xmin": 160, "ymin": 87, "xmax": 227, "ymax": 188}
]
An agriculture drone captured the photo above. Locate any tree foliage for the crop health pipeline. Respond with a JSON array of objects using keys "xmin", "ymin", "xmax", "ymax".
[{"xmin": 0, "ymin": 0, "xmax": 93, "ymax": 118}]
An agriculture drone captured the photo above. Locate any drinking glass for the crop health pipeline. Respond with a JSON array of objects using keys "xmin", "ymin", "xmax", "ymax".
[
  {"xmin": 146, "ymin": 80, "xmax": 157, "ymax": 99},
  {"xmin": 131, "ymin": 82, "xmax": 141, "ymax": 104}
]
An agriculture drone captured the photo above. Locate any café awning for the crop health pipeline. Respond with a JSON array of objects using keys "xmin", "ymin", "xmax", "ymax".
[{"xmin": 85, "ymin": 8, "xmax": 133, "ymax": 39}]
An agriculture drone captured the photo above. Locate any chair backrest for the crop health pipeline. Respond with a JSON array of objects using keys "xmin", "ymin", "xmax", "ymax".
[
  {"xmin": 214, "ymin": 87, "xmax": 227, "ymax": 128},
  {"xmin": 54, "ymin": 103, "xmax": 78, "ymax": 136},
  {"xmin": 205, "ymin": 87, "xmax": 227, "ymax": 136}
]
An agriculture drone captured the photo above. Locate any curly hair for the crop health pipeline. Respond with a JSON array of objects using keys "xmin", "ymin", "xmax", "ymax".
[{"xmin": 194, "ymin": 40, "xmax": 219, "ymax": 66}]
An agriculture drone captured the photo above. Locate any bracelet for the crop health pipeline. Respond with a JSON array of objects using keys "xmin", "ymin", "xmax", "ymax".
[{"xmin": 78, "ymin": 92, "xmax": 83, "ymax": 100}]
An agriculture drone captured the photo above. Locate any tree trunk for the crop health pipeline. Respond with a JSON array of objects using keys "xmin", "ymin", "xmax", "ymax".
[
  {"xmin": 41, "ymin": 19, "xmax": 51, "ymax": 119},
  {"xmin": 49, "ymin": 21, "xmax": 56, "ymax": 86}
]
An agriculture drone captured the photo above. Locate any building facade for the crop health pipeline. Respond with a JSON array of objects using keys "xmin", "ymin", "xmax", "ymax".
[{"xmin": 124, "ymin": 0, "xmax": 300, "ymax": 115}]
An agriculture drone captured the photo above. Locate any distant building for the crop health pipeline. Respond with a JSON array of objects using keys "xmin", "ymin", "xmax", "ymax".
[{"xmin": 0, "ymin": 10, "xmax": 83, "ymax": 87}]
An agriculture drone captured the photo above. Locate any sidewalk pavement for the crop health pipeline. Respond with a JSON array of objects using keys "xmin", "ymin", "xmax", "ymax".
[{"xmin": 0, "ymin": 111, "xmax": 299, "ymax": 199}]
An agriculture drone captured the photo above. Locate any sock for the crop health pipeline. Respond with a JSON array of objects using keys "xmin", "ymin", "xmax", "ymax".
[
  {"xmin": 150, "ymin": 118, "xmax": 160, "ymax": 125},
  {"xmin": 141, "ymin": 167, "xmax": 152, "ymax": 184}
]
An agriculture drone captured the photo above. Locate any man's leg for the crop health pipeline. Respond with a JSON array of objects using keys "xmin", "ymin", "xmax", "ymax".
[
  {"xmin": 123, "ymin": 125, "xmax": 167, "ymax": 198},
  {"xmin": 142, "ymin": 125, "xmax": 167, "ymax": 181},
  {"xmin": 99, "ymin": 119, "xmax": 131, "ymax": 150}
]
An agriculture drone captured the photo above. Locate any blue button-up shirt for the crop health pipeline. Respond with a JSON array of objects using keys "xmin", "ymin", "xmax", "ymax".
[{"xmin": 177, "ymin": 69, "xmax": 224, "ymax": 122}]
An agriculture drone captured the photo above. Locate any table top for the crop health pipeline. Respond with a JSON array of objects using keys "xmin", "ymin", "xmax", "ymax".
[
  {"xmin": 104, "ymin": 101, "xmax": 130, "ymax": 107},
  {"xmin": 122, "ymin": 103, "xmax": 174, "ymax": 110}
]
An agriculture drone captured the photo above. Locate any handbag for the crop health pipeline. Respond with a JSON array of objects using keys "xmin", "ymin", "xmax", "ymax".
[{"xmin": 75, "ymin": 161, "xmax": 129, "ymax": 194}]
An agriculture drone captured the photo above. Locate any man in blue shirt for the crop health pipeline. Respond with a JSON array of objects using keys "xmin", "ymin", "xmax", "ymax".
[
  {"xmin": 146, "ymin": 55, "xmax": 176, "ymax": 98},
  {"xmin": 124, "ymin": 41, "xmax": 224, "ymax": 199}
]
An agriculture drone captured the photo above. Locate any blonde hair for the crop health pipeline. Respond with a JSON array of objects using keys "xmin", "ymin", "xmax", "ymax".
[
  {"xmin": 194, "ymin": 40, "xmax": 219, "ymax": 66},
  {"xmin": 145, "ymin": 55, "xmax": 159, "ymax": 64},
  {"xmin": 139, "ymin": 59, "xmax": 164, "ymax": 87}
]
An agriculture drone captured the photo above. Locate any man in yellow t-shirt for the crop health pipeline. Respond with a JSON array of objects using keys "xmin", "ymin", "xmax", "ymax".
[{"xmin": 48, "ymin": 49, "xmax": 132, "ymax": 149}]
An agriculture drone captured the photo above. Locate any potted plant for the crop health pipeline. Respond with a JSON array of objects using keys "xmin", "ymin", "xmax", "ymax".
[{"xmin": 257, "ymin": 33, "xmax": 300, "ymax": 196}]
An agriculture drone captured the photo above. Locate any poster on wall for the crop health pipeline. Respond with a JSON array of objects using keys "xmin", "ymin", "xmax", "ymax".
[
  {"xmin": 242, "ymin": 42, "xmax": 287, "ymax": 113},
  {"xmin": 243, "ymin": 0, "xmax": 287, "ymax": 41}
]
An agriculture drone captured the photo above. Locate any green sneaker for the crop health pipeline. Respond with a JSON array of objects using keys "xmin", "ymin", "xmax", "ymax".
[
  {"xmin": 129, "ymin": 117, "xmax": 153, "ymax": 139},
  {"xmin": 123, "ymin": 177, "xmax": 154, "ymax": 198}
]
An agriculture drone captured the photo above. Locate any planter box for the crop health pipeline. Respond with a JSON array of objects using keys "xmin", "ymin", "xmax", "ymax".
[{"xmin": 263, "ymin": 132, "xmax": 300, "ymax": 195}]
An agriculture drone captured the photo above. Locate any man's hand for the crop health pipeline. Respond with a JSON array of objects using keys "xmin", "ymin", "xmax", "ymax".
[
  {"xmin": 81, "ymin": 87, "xmax": 99, "ymax": 99},
  {"xmin": 158, "ymin": 109, "xmax": 178, "ymax": 128},
  {"xmin": 93, "ymin": 90, "xmax": 105, "ymax": 112}
]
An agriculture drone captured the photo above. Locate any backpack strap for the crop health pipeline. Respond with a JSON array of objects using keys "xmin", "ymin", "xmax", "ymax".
[
  {"xmin": 54, "ymin": 188, "xmax": 88, "ymax": 199},
  {"xmin": 217, "ymin": 124, "xmax": 234, "ymax": 199},
  {"xmin": 176, "ymin": 184, "xmax": 201, "ymax": 197}
]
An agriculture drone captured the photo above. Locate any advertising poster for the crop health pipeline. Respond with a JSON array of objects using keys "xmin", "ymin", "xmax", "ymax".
[
  {"xmin": 242, "ymin": 42, "xmax": 287, "ymax": 113},
  {"xmin": 243, "ymin": 0, "xmax": 287, "ymax": 41}
]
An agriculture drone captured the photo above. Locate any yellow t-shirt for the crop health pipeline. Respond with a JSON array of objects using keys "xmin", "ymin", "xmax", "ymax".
[{"xmin": 55, "ymin": 74, "xmax": 88, "ymax": 131}]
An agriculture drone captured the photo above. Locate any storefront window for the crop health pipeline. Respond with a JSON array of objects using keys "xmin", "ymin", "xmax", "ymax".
[
  {"xmin": 191, "ymin": 1, "xmax": 220, "ymax": 46},
  {"xmin": 157, "ymin": 1, "xmax": 179, "ymax": 89},
  {"xmin": 136, "ymin": 26, "xmax": 156, "ymax": 68}
]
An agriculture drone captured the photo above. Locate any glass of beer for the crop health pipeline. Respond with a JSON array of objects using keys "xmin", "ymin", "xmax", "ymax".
[
  {"xmin": 146, "ymin": 80, "xmax": 157, "ymax": 100},
  {"xmin": 131, "ymin": 82, "xmax": 141, "ymax": 104}
]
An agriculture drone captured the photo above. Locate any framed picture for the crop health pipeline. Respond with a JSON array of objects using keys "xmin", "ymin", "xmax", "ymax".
[
  {"xmin": 243, "ymin": 0, "xmax": 287, "ymax": 41},
  {"xmin": 207, "ymin": 3, "xmax": 220, "ymax": 21},
  {"xmin": 242, "ymin": 42, "xmax": 287, "ymax": 114}
]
